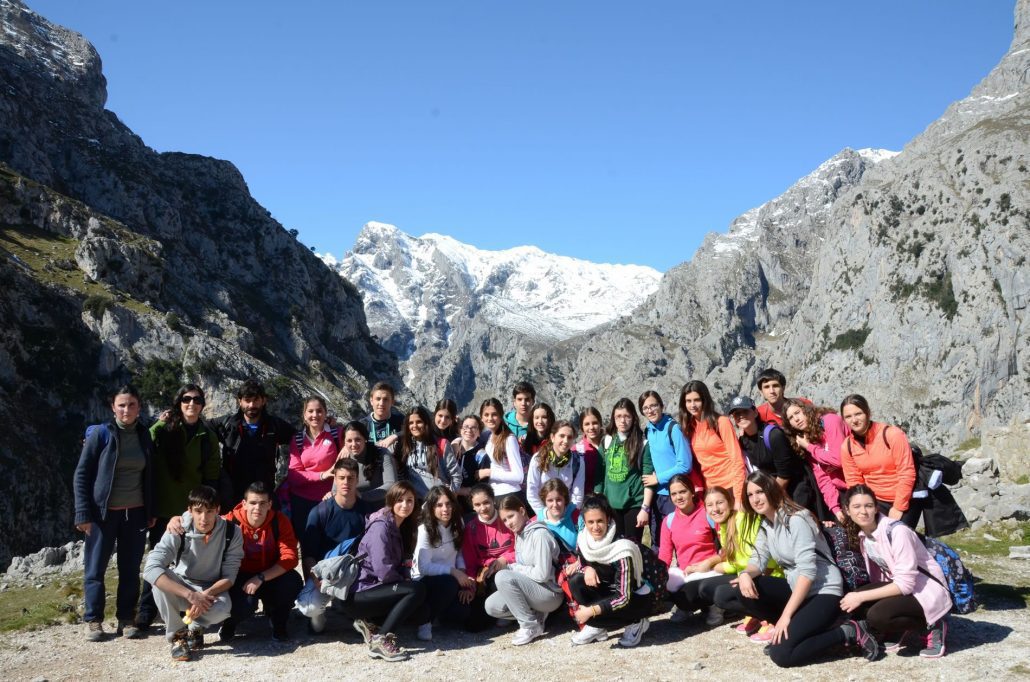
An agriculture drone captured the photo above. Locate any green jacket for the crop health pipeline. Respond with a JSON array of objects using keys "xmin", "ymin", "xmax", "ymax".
[
  {"xmin": 592, "ymin": 434, "xmax": 654, "ymax": 511},
  {"xmin": 149, "ymin": 419, "xmax": 222, "ymax": 519}
]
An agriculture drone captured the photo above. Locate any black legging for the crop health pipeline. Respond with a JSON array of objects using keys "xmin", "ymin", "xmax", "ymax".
[
  {"xmin": 671, "ymin": 573, "xmax": 733, "ymax": 612},
  {"xmin": 228, "ymin": 570, "xmax": 304, "ymax": 629},
  {"xmin": 715, "ymin": 576, "xmax": 844, "ymax": 668},
  {"xmin": 875, "ymin": 499, "xmax": 922, "ymax": 529},
  {"xmin": 851, "ymin": 581, "xmax": 928, "ymax": 635},
  {"xmin": 612, "ymin": 507, "xmax": 644, "ymax": 543},
  {"xmin": 136, "ymin": 518, "xmax": 170, "ymax": 626},
  {"xmin": 420, "ymin": 574, "xmax": 472, "ymax": 625},
  {"xmin": 567, "ymin": 572, "xmax": 656, "ymax": 625},
  {"xmin": 348, "ymin": 580, "xmax": 429, "ymax": 634}
]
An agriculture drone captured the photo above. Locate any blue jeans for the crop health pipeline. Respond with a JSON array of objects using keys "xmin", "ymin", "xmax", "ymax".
[{"xmin": 83, "ymin": 507, "xmax": 148, "ymax": 622}]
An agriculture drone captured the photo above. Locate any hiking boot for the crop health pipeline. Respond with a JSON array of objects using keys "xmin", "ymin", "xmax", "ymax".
[
  {"xmin": 218, "ymin": 619, "xmax": 237, "ymax": 644},
  {"xmin": 705, "ymin": 605, "xmax": 725, "ymax": 626},
  {"xmin": 170, "ymin": 629, "xmax": 191, "ymax": 662},
  {"xmin": 571, "ymin": 624, "xmax": 608, "ymax": 645},
  {"xmin": 368, "ymin": 632, "xmax": 406, "ymax": 661},
  {"xmin": 186, "ymin": 625, "xmax": 204, "ymax": 651},
  {"xmin": 511, "ymin": 622, "xmax": 544, "ymax": 646},
  {"xmin": 353, "ymin": 618, "xmax": 379, "ymax": 644},
  {"xmin": 884, "ymin": 630, "xmax": 912, "ymax": 653},
  {"xmin": 85, "ymin": 621, "xmax": 105, "ymax": 642},
  {"xmin": 919, "ymin": 620, "xmax": 947, "ymax": 659},
  {"xmin": 844, "ymin": 619, "xmax": 883, "ymax": 661},
  {"xmin": 618, "ymin": 618, "xmax": 650, "ymax": 647},
  {"xmin": 117, "ymin": 619, "xmax": 142, "ymax": 639}
]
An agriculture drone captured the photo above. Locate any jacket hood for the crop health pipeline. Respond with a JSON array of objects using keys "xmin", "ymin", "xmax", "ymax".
[{"xmin": 227, "ymin": 501, "xmax": 277, "ymax": 533}]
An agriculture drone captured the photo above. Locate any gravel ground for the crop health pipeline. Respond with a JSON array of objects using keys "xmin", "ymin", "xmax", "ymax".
[{"xmin": 1, "ymin": 590, "xmax": 1028, "ymax": 682}]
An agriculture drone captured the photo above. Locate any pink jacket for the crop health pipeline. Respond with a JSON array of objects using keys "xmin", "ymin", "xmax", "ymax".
[
  {"xmin": 860, "ymin": 515, "xmax": 952, "ymax": 626},
  {"xmin": 286, "ymin": 428, "xmax": 339, "ymax": 501},
  {"xmin": 804, "ymin": 413, "xmax": 849, "ymax": 515}
]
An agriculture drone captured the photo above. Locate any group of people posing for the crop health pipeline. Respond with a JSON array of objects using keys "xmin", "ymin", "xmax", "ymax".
[{"xmin": 73, "ymin": 369, "xmax": 955, "ymax": 666}]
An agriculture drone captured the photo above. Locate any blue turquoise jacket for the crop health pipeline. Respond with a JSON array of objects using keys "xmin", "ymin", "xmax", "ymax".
[{"xmin": 644, "ymin": 414, "xmax": 693, "ymax": 496}]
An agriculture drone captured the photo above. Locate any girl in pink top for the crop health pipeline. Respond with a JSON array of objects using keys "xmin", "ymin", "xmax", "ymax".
[
  {"xmin": 287, "ymin": 396, "xmax": 340, "ymax": 538},
  {"xmin": 659, "ymin": 475, "xmax": 723, "ymax": 626},
  {"xmin": 841, "ymin": 484, "xmax": 952, "ymax": 658},
  {"xmin": 782, "ymin": 399, "xmax": 850, "ymax": 523}
]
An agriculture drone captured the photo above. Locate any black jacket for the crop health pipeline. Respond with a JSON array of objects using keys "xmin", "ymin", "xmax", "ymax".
[{"xmin": 214, "ymin": 411, "xmax": 294, "ymax": 506}]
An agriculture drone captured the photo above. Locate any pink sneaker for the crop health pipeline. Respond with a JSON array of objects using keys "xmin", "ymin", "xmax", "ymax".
[
  {"xmin": 749, "ymin": 624, "xmax": 774, "ymax": 643},
  {"xmin": 736, "ymin": 616, "xmax": 761, "ymax": 636}
]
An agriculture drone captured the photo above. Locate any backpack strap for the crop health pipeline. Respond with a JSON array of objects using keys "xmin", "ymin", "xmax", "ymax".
[
  {"xmin": 665, "ymin": 513, "xmax": 676, "ymax": 531},
  {"xmin": 294, "ymin": 431, "xmax": 306, "ymax": 451},
  {"xmin": 762, "ymin": 424, "xmax": 780, "ymax": 451},
  {"xmin": 223, "ymin": 522, "xmax": 237, "ymax": 562},
  {"xmin": 572, "ymin": 451, "xmax": 581, "ymax": 483}
]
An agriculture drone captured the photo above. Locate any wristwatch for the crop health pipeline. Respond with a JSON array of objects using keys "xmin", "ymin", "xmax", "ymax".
[{"xmin": 256, "ymin": 573, "xmax": 266, "ymax": 584}]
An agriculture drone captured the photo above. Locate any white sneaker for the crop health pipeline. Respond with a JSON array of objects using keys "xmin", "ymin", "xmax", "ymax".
[
  {"xmin": 705, "ymin": 605, "xmax": 725, "ymax": 626},
  {"xmin": 618, "ymin": 618, "xmax": 650, "ymax": 647},
  {"xmin": 669, "ymin": 606, "xmax": 691, "ymax": 623},
  {"xmin": 511, "ymin": 623, "xmax": 544, "ymax": 646},
  {"xmin": 308, "ymin": 612, "xmax": 327, "ymax": 634},
  {"xmin": 571, "ymin": 624, "xmax": 608, "ymax": 645},
  {"xmin": 416, "ymin": 623, "xmax": 433, "ymax": 641}
]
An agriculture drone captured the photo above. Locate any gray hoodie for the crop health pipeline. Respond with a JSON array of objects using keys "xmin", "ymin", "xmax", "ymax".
[
  {"xmin": 748, "ymin": 509, "xmax": 843, "ymax": 597},
  {"xmin": 143, "ymin": 512, "xmax": 244, "ymax": 589},
  {"xmin": 510, "ymin": 521, "xmax": 560, "ymax": 591}
]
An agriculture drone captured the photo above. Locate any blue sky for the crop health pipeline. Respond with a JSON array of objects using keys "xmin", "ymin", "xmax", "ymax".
[{"xmin": 28, "ymin": 1, "xmax": 1015, "ymax": 271}]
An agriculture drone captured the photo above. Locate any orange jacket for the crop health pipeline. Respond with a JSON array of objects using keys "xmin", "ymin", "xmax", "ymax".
[
  {"xmin": 690, "ymin": 415, "xmax": 747, "ymax": 504},
  {"xmin": 840, "ymin": 422, "xmax": 916, "ymax": 511},
  {"xmin": 223, "ymin": 503, "xmax": 299, "ymax": 575}
]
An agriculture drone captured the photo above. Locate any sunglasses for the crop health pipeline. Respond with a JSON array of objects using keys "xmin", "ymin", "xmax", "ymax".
[{"xmin": 180, "ymin": 395, "xmax": 206, "ymax": 405}]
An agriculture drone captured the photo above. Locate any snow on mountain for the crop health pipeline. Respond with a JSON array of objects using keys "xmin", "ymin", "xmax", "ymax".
[{"xmin": 320, "ymin": 222, "xmax": 662, "ymax": 358}]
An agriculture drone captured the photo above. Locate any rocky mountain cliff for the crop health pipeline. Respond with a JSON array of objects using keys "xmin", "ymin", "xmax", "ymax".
[
  {"xmin": 323, "ymin": 222, "xmax": 660, "ymax": 406},
  {"xmin": 517, "ymin": 3, "xmax": 1030, "ymax": 447},
  {"xmin": 0, "ymin": 0, "xmax": 399, "ymax": 569}
]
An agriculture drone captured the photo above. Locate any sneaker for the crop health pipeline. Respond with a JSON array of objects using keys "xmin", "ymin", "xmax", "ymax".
[
  {"xmin": 669, "ymin": 606, "xmax": 691, "ymax": 623},
  {"xmin": 618, "ymin": 618, "xmax": 650, "ymax": 648},
  {"xmin": 218, "ymin": 619, "xmax": 237, "ymax": 644},
  {"xmin": 749, "ymin": 624, "xmax": 774, "ymax": 643},
  {"xmin": 353, "ymin": 618, "xmax": 379, "ymax": 644},
  {"xmin": 919, "ymin": 620, "xmax": 947, "ymax": 659},
  {"xmin": 416, "ymin": 623, "xmax": 433, "ymax": 642},
  {"xmin": 705, "ymin": 606, "xmax": 725, "ymax": 626},
  {"xmin": 186, "ymin": 625, "xmax": 205, "ymax": 651},
  {"xmin": 847, "ymin": 619, "xmax": 883, "ymax": 662},
  {"xmin": 308, "ymin": 612, "xmax": 327, "ymax": 634},
  {"xmin": 511, "ymin": 623, "xmax": 544, "ymax": 646},
  {"xmin": 571, "ymin": 624, "xmax": 608, "ymax": 645},
  {"xmin": 368, "ymin": 633, "xmax": 406, "ymax": 661},
  {"xmin": 85, "ymin": 621, "xmax": 105, "ymax": 642},
  {"xmin": 170, "ymin": 629, "xmax": 191, "ymax": 662},
  {"xmin": 736, "ymin": 616, "xmax": 761, "ymax": 636},
  {"xmin": 117, "ymin": 619, "xmax": 142, "ymax": 639},
  {"xmin": 884, "ymin": 630, "xmax": 912, "ymax": 653}
]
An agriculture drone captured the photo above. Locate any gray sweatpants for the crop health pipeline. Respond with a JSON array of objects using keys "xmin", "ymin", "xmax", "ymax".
[
  {"xmin": 152, "ymin": 573, "xmax": 231, "ymax": 641},
  {"xmin": 485, "ymin": 570, "xmax": 563, "ymax": 629}
]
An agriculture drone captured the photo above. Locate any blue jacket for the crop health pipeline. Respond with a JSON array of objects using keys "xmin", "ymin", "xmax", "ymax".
[
  {"xmin": 73, "ymin": 419, "xmax": 155, "ymax": 525},
  {"xmin": 644, "ymin": 414, "xmax": 693, "ymax": 496}
]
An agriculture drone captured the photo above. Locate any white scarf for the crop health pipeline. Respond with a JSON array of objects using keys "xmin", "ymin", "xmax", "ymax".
[{"xmin": 577, "ymin": 523, "xmax": 643, "ymax": 587}]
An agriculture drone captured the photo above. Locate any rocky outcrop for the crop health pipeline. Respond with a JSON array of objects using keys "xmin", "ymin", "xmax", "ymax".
[{"xmin": 0, "ymin": 0, "xmax": 399, "ymax": 569}]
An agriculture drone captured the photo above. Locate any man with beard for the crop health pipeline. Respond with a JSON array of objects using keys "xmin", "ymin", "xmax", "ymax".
[{"xmin": 214, "ymin": 380, "xmax": 295, "ymax": 509}]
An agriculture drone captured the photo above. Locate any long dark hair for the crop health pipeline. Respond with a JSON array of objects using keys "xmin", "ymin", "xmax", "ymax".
[
  {"xmin": 433, "ymin": 398, "xmax": 459, "ymax": 440},
  {"xmin": 523, "ymin": 402, "xmax": 556, "ymax": 455},
  {"xmin": 341, "ymin": 420, "xmax": 378, "ymax": 483},
  {"xmin": 384, "ymin": 481, "xmax": 419, "ymax": 556},
  {"xmin": 841, "ymin": 484, "xmax": 879, "ymax": 553},
  {"xmin": 160, "ymin": 384, "xmax": 206, "ymax": 481},
  {"xmin": 400, "ymin": 405, "xmax": 441, "ymax": 479},
  {"xmin": 678, "ymin": 380, "xmax": 720, "ymax": 440},
  {"xmin": 480, "ymin": 397, "xmax": 514, "ymax": 465},
  {"xmin": 420, "ymin": 485, "xmax": 464, "ymax": 551},
  {"xmin": 580, "ymin": 494, "xmax": 615, "ymax": 526},
  {"xmin": 605, "ymin": 398, "xmax": 643, "ymax": 468},
  {"xmin": 538, "ymin": 420, "xmax": 577, "ymax": 473},
  {"xmin": 742, "ymin": 470, "xmax": 806, "ymax": 521}
]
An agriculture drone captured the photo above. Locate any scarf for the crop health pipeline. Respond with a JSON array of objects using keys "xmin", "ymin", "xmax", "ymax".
[{"xmin": 577, "ymin": 523, "xmax": 643, "ymax": 587}]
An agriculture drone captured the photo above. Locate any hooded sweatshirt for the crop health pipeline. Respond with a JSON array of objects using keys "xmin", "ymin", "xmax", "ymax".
[
  {"xmin": 355, "ymin": 507, "xmax": 408, "ymax": 592},
  {"xmin": 462, "ymin": 512, "xmax": 516, "ymax": 577},
  {"xmin": 143, "ymin": 512, "xmax": 243, "ymax": 588},
  {"xmin": 510, "ymin": 520, "xmax": 560, "ymax": 591},
  {"xmin": 224, "ymin": 502, "xmax": 299, "ymax": 575},
  {"xmin": 643, "ymin": 414, "xmax": 693, "ymax": 496}
]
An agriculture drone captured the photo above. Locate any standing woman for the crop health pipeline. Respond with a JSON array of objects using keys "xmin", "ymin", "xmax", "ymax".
[
  {"xmin": 479, "ymin": 398, "xmax": 526, "ymax": 502},
  {"xmin": 567, "ymin": 496, "xmax": 662, "ymax": 648},
  {"xmin": 595, "ymin": 398, "xmax": 654, "ymax": 543},
  {"xmin": 678, "ymin": 381, "xmax": 746, "ymax": 506},
  {"xmin": 351, "ymin": 481, "xmax": 430, "ymax": 661},
  {"xmin": 137, "ymin": 384, "xmax": 221, "ymax": 632},
  {"xmin": 73, "ymin": 385, "xmax": 154, "ymax": 641},
  {"xmin": 839, "ymin": 394, "xmax": 919, "ymax": 528},
  {"xmin": 526, "ymin": 421, "xmax": 585, "ymax": 516},
  {"xmin": 484, "ymin": 495, "xmax": 564, "ymax": 645},
  {"xmin": 522, "ymin": 402, "xmax": 556, "ymax": 458},
  {"xmin": 338, "ymin": 420, "xmax": 395, "ymax": 509},
  {"xmin": 659, "ymin": 475, "xmax": 723, "ymax": 626},
  {"xmin": 714, "ymin": 471, "xmax": 855, "ymax": 668},
  {"xmin": 638, "ymin": 390, "xmax": 692, "ymax": 552},
  {"xmin": 574, "ymin": 407, "xmax": 605, "ymax": 493},
  {"xmin": 452, "ymin": 415, "xmax": 489, "ymax": 507},
  {"xmin": 396, "ymin": 405, "xmax": 461, "ymax": 499},
  {"xmin": 783, "ymin": 399, "xmax": 850, "ymax": 524},
  {"xmin": 287, "ymin": 396, "xmax": 340, "ymax": 539},
  {"xmin": 412, "ymin": 486, "xmax": 476, "ymax": 641},
  {"xmin": 840, "ymin": 484, "xmax": 951, "ymax": 658}
]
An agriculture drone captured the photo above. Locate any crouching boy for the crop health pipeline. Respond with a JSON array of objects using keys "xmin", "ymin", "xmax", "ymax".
[{"xmin": 143, "ymin": 485, "xmax": 243, "ymax": 661}]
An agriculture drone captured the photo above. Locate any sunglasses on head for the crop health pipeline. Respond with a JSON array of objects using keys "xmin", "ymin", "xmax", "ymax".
[{"xmin": 180, "ymin": 395, "xmax": 205, "ymax": 405}]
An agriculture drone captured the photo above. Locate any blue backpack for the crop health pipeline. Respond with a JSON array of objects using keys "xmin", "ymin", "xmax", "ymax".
[{"xmin": 887, "ymin": 522, "xmax": 977, "ymax": 614}]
